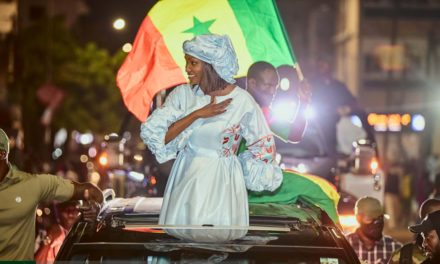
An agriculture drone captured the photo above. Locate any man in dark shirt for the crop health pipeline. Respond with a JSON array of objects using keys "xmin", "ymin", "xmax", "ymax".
[
  {"xmin": 409, "ymin": 210, "xmax": 440, "ymax": 263},
  {"xmin": 310, "ymin": 57, "xmax": 358, "ymax": 154}
]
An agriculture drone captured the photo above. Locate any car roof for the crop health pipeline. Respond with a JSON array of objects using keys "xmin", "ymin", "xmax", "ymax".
[
  {"xmin": 89, "ymin": 196, "xmax": 339, "ymax": 248},
  {"xmin": 98, "ymin": 196, "xmax": 332, "ymax": 226},
  {"xmin": 57, "ymin": 197, "xmax": 359, "ymax": 263}
]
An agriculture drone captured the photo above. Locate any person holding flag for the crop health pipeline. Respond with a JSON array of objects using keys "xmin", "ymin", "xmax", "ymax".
[
  {"xmin": 244, "ymin": 61, "xmax": 340, "ymax": 224},
  {"xmin": 140, "ymin": 34, "xmax": 282, "ymax": 241}
]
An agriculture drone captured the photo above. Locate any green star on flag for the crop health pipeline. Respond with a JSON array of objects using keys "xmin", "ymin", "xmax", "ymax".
[
  {"xmin": 117, "ymin": 0, "xmax": 298, "ymax": 122},
  {"xmin": 183, "ymin": 16, "xmax": 216, "ymax": 36}
]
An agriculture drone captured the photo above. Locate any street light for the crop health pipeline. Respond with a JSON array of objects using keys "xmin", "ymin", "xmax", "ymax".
[
  {"xmin": 113, "ymin": 18, "xmax": 125, "ymax": 30},
  {"xmin": 122, "ymin": 43, "xmax": 132, "ymax": 53}
]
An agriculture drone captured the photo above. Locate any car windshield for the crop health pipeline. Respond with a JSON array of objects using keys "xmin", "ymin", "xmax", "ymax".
[
  {"xmin": 275, "ymin": 122, "xmax": 327, "ymax": 158},
  {"xmin": 69, "ymin": 251, "xmax": 348, "ymax": 263}
]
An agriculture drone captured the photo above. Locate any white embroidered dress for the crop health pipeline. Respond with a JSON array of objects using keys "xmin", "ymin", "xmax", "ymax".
[{"xmin": 141, "ymin": 84, "xmax": 282, "ymax": 241}]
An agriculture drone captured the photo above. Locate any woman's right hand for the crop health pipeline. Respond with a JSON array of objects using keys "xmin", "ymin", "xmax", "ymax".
[{"xmin": 194, "ymin": 96, "xmax": 232, "ymax": 118}]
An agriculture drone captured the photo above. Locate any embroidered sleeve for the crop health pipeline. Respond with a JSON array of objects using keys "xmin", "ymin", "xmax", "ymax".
[
  {"xmin": 238, "ymin": 105, "xmax": 282, "ymax": 192},
  {"xmin": 140, "ymin": 85, "xmax": 195, "ymax": 163}
]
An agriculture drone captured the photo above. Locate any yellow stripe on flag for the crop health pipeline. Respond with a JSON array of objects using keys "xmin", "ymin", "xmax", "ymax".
[
  {"xmin": 149, "ymin": 0, "xmax": 254, "ymax": 77},
  {"xmin": 285, "ymin": 169, "xmax": 340, "ymax": 206}
]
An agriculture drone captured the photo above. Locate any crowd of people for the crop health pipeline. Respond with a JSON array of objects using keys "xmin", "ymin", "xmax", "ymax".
[{"xmin": 1, "ymin": 33, "xmax": 440, "ymax": 264}]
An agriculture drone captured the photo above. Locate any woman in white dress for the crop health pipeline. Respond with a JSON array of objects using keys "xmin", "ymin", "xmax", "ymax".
[{"xmin": 140, "ymin": 34, "xmax": 282, "ymax": 241}]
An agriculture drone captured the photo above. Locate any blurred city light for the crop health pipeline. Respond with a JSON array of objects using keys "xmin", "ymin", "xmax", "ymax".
[
  {"xmin": 412, "ymin": 114, "xmax": 425, "ymax": 131},
  {"xmin": 43, "ymin": 208, "xmax": 51, "ymax": 215},
  {"xmin": 86, "ymin": 161, "xmax": 94, "ymax": 170},
  {"xmin": 150, "ymin": 176, "xmax": 157, "ymax": 185},
  {"xmin": 90, "ymin": 172, "xmax": 100, "ymax": 185},
  {"xmin": 104, "ymin": 133, "xmax": 118, "ymax": 141},
  {"xmin": 52, "ymin": 148, "xmax": 63, "ymax": 160},
  {"xmin": 78, "ymin": 133, "xmax": 94, "ymax": 145},
  {"xmin": 122, "ymin": 43, "xmax": 132, "ymax": 53},
  {"xmin": 128, "ymin": 171, "xmax": 144, "ymax": 182},
  {"xmin": 134, "ymin": 154, "xmax": 143, "ymax": 162},
  {"xmin": 401, "ymin": 114, "xmax": 411, "ymax": 126},
  {"xmin": 54, "ymin": 128, "xmax": 67, "ymax": 147},
  {"xmin": 88, "ymin": 147, "xmax": 97, "ymax": 158},
  {"xmin": 388, "ymin": 114, "xmax": 402, "ymax": 132},
  {"xmin": 99, "ymin": 152, "xmax": 108, "ymax": 166},
  {"xmin": 370, "ymin": 157, "xmax": 379, "ymax": 174},
  {"xmin": 36, "ymin": 209, "xmax": 43, "ymax": 217},
  {"xmin": 368, "ymin": 113, "xmax": 423, "ymax": 132},
  {"xmin": 113, "ymin": 18, "xmax": 125, "ymax": 30},
  {"xmin": 350, "ymin": 115, "xmax": 362, "ymax": 128},
  {"xmin": 80, "ymin": 154, "xmax": 88, "ymax": 163}
]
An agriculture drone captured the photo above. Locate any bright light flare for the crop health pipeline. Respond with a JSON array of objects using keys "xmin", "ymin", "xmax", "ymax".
[
  {"xmin": 304, "ymin": 105, "xmax": 315, "ymax": 120},
  {"xmin": 99, "ymin": 152, "xmax": 108, "ymax": 166},
  {"xmin": 339, "ymin": 214, "xmax": 359, "ymax": 233},
  {"xmin": 370, "ymin": 157, "xmax": 379, "ymax": 173},
  {"xmin": 113, "ymin": 18, "xmax": 125, "ymax": 30},
  {"xmin": 279, "ymin": 78, "xmax": 290, "ymax": 91},
  {"xmin": 77, "ymin": 133, "xmax": 93, "ymax": 145},
  {"xmin": 271, "ymin": 100, "xmax": 298, "ymax": 122}
]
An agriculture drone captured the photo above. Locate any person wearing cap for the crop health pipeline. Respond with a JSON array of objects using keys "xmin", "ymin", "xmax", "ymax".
[
  {"xmin": 346, "ymin": 196, "xmax": 402, "ymax": 264},
  {"xmin": 389, "ymin": 198, "xmax": 440, "ymax": 264},
  {"xmin": 0, "ymin": 128, "xmax": 103, "ymax": 260},
  {"xmin": 409, "ymin": 210, "xmax": 440, "ymax": 263},
  {"xmin": 140, "ymin": 34, "xmax": 282, "ymax": 241}
]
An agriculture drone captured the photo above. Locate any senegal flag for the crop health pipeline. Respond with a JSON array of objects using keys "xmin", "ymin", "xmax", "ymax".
[
  {"xmin": 117, "ymin": 0, "xmax": 297, "ymax": 122},
  {"xmin": 248, "ymin": 169, "xmax": 341, "ymax": 224}
]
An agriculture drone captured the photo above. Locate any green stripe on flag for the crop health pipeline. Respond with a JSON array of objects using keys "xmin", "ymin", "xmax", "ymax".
[
  {"xmin": 248, "ymin": 169, "xmax": 340, "ymax": 224},
  {"xmin": 228, "ymin": 0, "xmax": 296, "ymax": 67}
]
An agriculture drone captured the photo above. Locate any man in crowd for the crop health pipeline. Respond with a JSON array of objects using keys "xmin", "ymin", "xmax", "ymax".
[
  {"xmin": 390, "ymin": 199, "xmax": 440, "ymax": 263},
  {"xmin": 0, "ymin": 128, "xmax": 103, "ymax": 260},
  {"xmin": 246, "ymin": 61, "xmax": 310, "ymax": 143},
  {"xmin": 309, "ymin": 56, "xmax": 362, "ymax": 155},
  {"xmin": 346, "ymin": 196, "xmax": 401, "ymax": 264},
  {"xmin": 35, "ymin": 201, "xmax": 80, "ymax": 262},
  {"xmin": 243, "ymin": 61, "xmax": 340, "ymax": 224},
  {"xmin": 409, "ymin": 210, "xmax": 440, "ymax": 263}
]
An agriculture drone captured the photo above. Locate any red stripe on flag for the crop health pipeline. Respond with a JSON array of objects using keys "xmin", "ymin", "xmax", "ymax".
[{"xmin": 117, "ymin": 16, "xmax": 187, "ymax": 122}]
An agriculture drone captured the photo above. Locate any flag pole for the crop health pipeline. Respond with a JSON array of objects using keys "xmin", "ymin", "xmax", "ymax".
[{"xmin": 272, "ymin": 0, "xmax": 305, "ymax": 81}]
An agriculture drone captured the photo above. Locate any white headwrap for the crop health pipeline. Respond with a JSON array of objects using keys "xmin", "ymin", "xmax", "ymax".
[{"xmin": 183, "ymin": 34, "xmax": 239, "ymax": 84}]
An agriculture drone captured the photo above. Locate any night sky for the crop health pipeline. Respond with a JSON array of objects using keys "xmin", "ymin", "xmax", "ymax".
[{"xmin": 78, "ymin": 0, "xmax": 157, "ymax": 53}]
